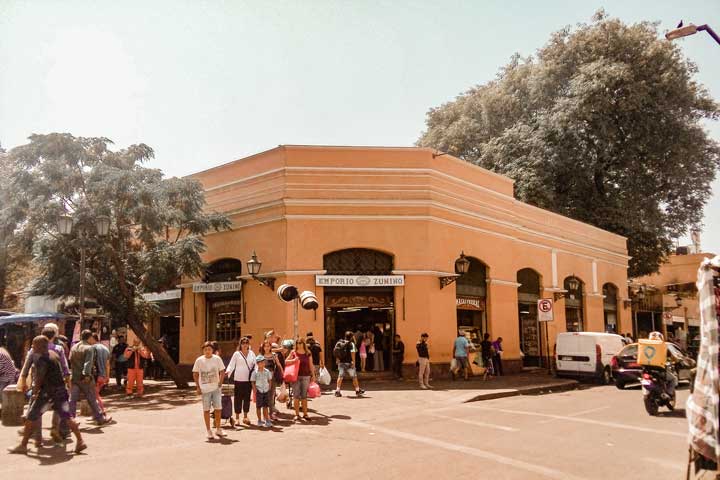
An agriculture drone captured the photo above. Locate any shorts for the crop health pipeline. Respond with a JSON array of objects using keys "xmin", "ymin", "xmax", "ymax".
[
  {"xmin": 455, "ymin": 356, "xmax": 470, "ymax": 369},
  {"xmin": 26, "ymin": 389, "xmax": 72, "ymax": 422},
  {"xmin": 201, "ymin": 389, "xmax": 222, "ymax": 411},
  {"xmin": 255, "ymin": 390, "xmax": 270, "ymax": 408},
  {"xmin": 338, "ymin": 362, "xmax": 356, "ymax": 379},
  {"xmin": 293, "ymin": 376, "xmax": 310, "ymax": 400}
]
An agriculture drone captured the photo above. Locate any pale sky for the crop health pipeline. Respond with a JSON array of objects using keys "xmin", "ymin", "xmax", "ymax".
[{"xmin": 1, "ymin": 1, "xmax": 718, "ymax": 254}]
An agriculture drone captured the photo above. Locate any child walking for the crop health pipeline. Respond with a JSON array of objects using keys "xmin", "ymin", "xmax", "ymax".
[
  {"xmin": 192, "ymin": 341, "xmax": 227, "ymax": 440},
  {"xmin": 251, "ymin": 355, "xmax": 274, "ymax": 428}
]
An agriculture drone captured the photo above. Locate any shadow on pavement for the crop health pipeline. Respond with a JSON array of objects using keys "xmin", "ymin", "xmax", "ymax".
[{"xmin": 101, "ymin": 382, "xmax": 197, "ymax": 411}]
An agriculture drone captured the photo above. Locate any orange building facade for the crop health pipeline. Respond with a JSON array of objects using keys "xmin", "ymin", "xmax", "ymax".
[{"xmin": 176, "ymin": 146, "xmax": 631, "ymax": 374}]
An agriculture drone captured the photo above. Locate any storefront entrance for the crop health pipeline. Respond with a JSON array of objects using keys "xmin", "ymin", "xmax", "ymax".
[{"xmin": 324, "ymin": 289, "xmax": 394, "ymax": 371}]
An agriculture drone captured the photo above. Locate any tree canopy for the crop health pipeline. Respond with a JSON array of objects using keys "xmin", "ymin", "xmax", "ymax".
[
  {"xmin": 6, "ymin": 133, "xmax": 231, "ymax": 387},
  {"xmin": 418, "ymin": 11, "xmax": 720, "ymax": 277}
]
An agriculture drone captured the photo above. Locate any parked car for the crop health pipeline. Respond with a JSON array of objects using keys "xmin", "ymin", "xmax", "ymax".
[
  {"xmin": 611, "ymin": 342, "xmax": 697, "ymax": 390},
  {"xmin": 555, "ymin": 332, "xmax": 625, "ymax": 384}
]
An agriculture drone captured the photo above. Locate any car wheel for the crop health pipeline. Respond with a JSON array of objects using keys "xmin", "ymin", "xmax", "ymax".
[
  {"xmin": 601, "ymin": 367, "xmax": 612, "ymax": 385},
  {"xmin": 615, "ymin": 380, "xmax": 625, "ymax": 390}
]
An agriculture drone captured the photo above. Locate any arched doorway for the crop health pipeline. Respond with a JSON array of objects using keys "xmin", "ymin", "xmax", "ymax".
[
  {"xmin": 564, "ymin": 276, "xmax": 584, "ymax": 332},
  {"xmin": 517, "ymin": 268, "xmax": 541, "ymax": 367},
  {"xmin": 456, "ymin": 257, "xmax": 488, "ymax": 346},
  {"xmin": 205, "ymin": 258, "xmax": 243, "ymax": 352},
  {"xmin": 322, "ymin": 249, "xmax": 395, "ymax": 372},
  {"xmin": 602, "ymin": 283, "xmax": 619, "ymax": 333}
]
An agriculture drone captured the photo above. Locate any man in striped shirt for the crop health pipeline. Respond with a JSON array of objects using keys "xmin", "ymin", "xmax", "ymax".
[{"xmin": 0, "ymin": 341, "xmax": 18, "ymax": 406}]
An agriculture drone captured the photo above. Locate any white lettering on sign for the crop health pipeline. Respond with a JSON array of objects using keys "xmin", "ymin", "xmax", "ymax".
[
  {"xmin": 315, "ymin": 275, "xmax": 405, "ymax": 287},
  {"xmin": 192, "ymin": 281, "xmax": 243, "ymax": 293},
  {"xmin": 456, "ymin": 297, "xmax": 485, "ymax": 309},
  {"xmin": 538, "ymin": 298, "xmax": 554, "ymax": 322}
]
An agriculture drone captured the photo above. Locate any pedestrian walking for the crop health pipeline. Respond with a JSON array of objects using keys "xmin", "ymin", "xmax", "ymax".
[
  {"xmin": 192, "ymin": 341, "xmax": 227, "ymax": 439},
  {"xmin": 92, "ymin": 333, "xmax": 110, "ymax": 414},
  {"xmin": 491, "ymin": 336, "xmax": 504, "ymax": 376},
  {"xmin": 8, "ymin": 336, "xmax": 86, "ymax": 455},
  {"xmin": 124, "ymin": 338, "xmax": 151, "ymax": 397},
  {"xmin": 18, "ymin": 324, "xmax": 71, "ymax": 443},
  {"xmin": 359, "ymin": 333, "xmax": 368, "ymax": 372},
  {"xmin": 251, "ymin": 355, "xmax": 274, "ymax": 428},
  {"xmin": 452, "ymin": 331, "xmax": 471, "ymax": 381},
  {"xmin": 0, "ymin": 341, "xmax": 18, "ymax": 407},
  {"xmin": 416, "ymin": 333, "xmax": 432, "ymax": 388},
  {"xmin": 392, "ymin": 334, "xmax": 404, "ymax": 380},
  {"xmin": 306, "ymin": 332, "xmax": 324, "ymax": 373},
  {"xmin": 285, "ymin": 338, "xmax": 316, "ymax": 421},
  {"xmin": 225, "ymin": 336, "xmax": 256, "ymax": 427},
  {"xmin": 334, "ymin": 331, "xmax": 365, "ymax": 397},
  {"xmin": 112, "ymin": 335, "xmax": 128, "ymax": 388},
  {"xmin": 69, "ymin": 330, "xmax": 111, "ymax": 425}
]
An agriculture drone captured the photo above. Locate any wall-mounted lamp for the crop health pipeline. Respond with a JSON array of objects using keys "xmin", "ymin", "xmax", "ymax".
[
  {"xmin": 247, "ymin": 251, "xmax": 276, "ymax": 290},
  {"xmin": 439, "ymin": 252, "xmax": 471, "ymax": 289}
]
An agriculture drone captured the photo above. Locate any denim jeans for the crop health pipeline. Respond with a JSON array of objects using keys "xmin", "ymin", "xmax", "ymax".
[{"xmin": 69, "ymin": 381, "xmax": 105, "ymax": 422}]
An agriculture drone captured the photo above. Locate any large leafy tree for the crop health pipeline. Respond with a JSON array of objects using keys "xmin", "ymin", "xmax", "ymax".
[
  {"xmin": 7, "ymin": 133, "xmax": 231, "ymax": 388},
  {"xmin": 418, "ymin": 11, "xmax": 720, "ymax": 277}
]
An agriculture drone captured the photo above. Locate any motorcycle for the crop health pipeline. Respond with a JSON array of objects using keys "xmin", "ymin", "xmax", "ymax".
[{"xmin": 640, "ymin": 365, "xmax": 676, "ymax": 416}]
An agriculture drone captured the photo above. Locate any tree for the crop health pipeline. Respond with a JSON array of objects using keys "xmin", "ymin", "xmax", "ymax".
[
  {"xmin": 7, "ymin": 133, "xmax": 231, "ymax": 388},
  {"xmin": 418, "ymin": 11, "xmax": 720, "ymax": 277}
]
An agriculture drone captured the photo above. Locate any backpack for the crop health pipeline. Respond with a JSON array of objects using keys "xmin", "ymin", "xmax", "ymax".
[{"xmin": 333, "ymin": 340, "xmax": 353, "ymax": 363}]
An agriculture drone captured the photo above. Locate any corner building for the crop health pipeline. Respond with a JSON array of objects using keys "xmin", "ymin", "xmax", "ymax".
[{"xmin": 177, "ymin": 146, "xmax": 630, "ymax": 375}]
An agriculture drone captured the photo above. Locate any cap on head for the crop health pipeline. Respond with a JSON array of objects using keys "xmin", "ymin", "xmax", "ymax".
[
  {"xmin": 255, "ymin": 355, "xmax": 266, "ymax": 362},
  {"xmin": 282, "ymin": 339, "xmax": 294, "ymax": 349}
]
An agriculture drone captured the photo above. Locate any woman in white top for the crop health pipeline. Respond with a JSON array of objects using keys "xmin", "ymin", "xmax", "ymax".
[{"xmin": 225, "ymin": 337, "xmax": 257, "ymax": 426}]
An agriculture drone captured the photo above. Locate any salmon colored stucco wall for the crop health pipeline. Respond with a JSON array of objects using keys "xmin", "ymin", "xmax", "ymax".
[{"xmin": 176, "ymin": 146, "xmax": 630, "ymax": 371}]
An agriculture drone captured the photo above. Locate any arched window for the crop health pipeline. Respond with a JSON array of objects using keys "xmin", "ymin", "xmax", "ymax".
[
  {"xmin": 564, "ymin": 276, "xmax": 584, "ymax": 332},
  {"xmin": 603, "ymin": 283, "xmax": 619, "ymax": 333},
  {"xmin": 456, "ymin": 257, "xmax": 487, "ymax": 297},
  {"xmin": 323, "ymin": 248, "xmax": 393, "ymax": 275},
  {"xmin": 517, "ymin": 268, "xmax": 542, "ymax": 367},
  {"xmin": 456, "ymin": 257, "xmax": 488, "ymax": 344}
]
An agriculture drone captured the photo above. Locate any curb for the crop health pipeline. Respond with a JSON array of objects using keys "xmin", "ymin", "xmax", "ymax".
[{"xmin": 464, "ymin": 380, "xmax": 579, "ymax": 403}]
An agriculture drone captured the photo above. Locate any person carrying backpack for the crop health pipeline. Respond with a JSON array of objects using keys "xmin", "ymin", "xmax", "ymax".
[{"xmin": 334, "ymin": 331, "xmax": 364, "ymax": 397}]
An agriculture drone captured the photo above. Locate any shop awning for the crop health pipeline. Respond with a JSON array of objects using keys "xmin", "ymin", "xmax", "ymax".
[{"xmin": 0, "ymin": 312, "xmax": 66, "ymax": 327}]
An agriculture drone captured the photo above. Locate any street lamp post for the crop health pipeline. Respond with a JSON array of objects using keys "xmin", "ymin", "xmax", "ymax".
[
  {"xmin": 57, "ymin": 214, "xmax": 110, "ymax": 325},
  {"xmin": 666, "ymin": 23, "xmax": 720, "ymax": 45}
]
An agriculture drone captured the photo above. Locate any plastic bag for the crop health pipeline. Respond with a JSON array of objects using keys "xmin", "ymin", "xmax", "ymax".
[
  {"xmin": 450, "ymin": 358, "xmax": 458, "ymax": 373},
  {"xmin": 277, "ymin": 383, "xmax": 289, "ymax": 403},
  {"xmin": 283, "ymin": 361, "xmax": 299, "ymax": 383},
  {"xmin": 318, "ymin": 367, "xmax": 331, "ymax": 386},
  {"xmin": 308, "ymin": 381, "xmax": 321, "ymax": 398}
]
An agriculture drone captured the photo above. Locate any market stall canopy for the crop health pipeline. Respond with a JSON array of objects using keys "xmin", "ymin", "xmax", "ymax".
[{"xmin": 0, "ymin": 312, "xmax": 66, "ymax": 327}]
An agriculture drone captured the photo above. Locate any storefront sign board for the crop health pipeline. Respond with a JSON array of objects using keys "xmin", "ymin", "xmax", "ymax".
[
  {"xmin": 315, "ymin": 275, "xmax": 405, "ymax": 287},
  {"xmin": 192, "ymin": 282, "xmax": 242, "ymax": 293}
]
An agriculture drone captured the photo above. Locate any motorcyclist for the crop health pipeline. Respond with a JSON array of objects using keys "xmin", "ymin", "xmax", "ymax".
[{"xmin": 647, "ymin": 331, "xmax": 679, "ymax": 398}]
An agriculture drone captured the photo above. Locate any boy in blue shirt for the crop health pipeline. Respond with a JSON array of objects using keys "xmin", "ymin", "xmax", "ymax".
[{"xmin": 251, "ymin": 355, "xmax": 274, "ymax": 428}]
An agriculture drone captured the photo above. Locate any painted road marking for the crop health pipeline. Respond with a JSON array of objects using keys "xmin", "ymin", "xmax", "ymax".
[
  {"xmin": 538, "ymin": 406, "xmax": 610, "ymax": 424},
  {"xmin": 430, "ymin": 413, "xmax": 519, "ymax": 432},
  {"xmin": 464, "ymin": 405, "xmax": 685, "ymax": 438},
  {"xmin": 349, "ymin": 420, "xmax": 588, "ymax": 480}
]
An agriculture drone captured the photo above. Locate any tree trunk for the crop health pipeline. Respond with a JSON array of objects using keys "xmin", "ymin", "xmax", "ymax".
[{"xmin": 126, "ymin": 312, "xmax": 189, "ymax": 389}]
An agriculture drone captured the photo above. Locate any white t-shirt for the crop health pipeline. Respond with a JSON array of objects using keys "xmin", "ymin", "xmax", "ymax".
[{"xmin": 192, "ymin": 354, "xmax": 226, "ymax": 393}]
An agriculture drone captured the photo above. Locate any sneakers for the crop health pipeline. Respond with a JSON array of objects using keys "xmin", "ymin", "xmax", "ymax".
[
  {"xmin": 264, "ymin": 420, "xmax": 273, "ymax": 428},
  {"xmin": 257, "ymin": 420, "xmax": 264, "ymax": 427},
  {"xmin": 95, "ymin": 416, "xmax": 113, "ymax": 426},
  {"xmin": 206, "ymin": 430, "xmax": 214, "ymax": 439},
  {"xmin": 426, "ymin": 384, "xmax": 434, "ymax": 389},
  {"xmin": 356, "ymin": 389, "xmax": 365, "ymax": 396},
  {"xmin": 242, "ymin": 417, "xmax": 251, "ymax": 426},
  {"xmin": 74, "ymin": 441, "xmax": 87, "ymax": 454},
  {"xmin": 419, "ymin": 384, "xmax": 428, "ymax": 390},
  {"xmin": 215, "ymin": 428, "xmax": 226, "ymax": 438},
  {"xmin": 334, "ymin": 390, "xmax": 342, "ymax": 397}
]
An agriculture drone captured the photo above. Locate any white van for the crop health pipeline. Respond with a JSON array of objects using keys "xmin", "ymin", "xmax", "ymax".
[{"xmin": 555, "ymin": 332, "xmax": 625, "ymax": 384}]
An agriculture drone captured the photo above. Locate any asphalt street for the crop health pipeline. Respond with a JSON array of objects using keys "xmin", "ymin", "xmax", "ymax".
[{"xmin": 0, "ymin": 381, "xmax": 698, "ymax": 480}]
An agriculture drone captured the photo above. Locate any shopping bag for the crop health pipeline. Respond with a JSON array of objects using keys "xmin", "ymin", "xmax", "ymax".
[
  {"xmin": 277, "ymin": 383, "xmax": 289, "ymax": 403},
  {"xmin": 450, "ymin": 358, "xmax": 459, "ymax": 373},
  {"xmin": 308, "ymin": 381, "xmax": 321, "ymax": 398},
  {"xmin": 318, "ymin": 367, "xmax": 331, "ymax": 386},
  {"xmin": 283, "ymin": 361, "xmax": 299, "ymax": 383}
]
